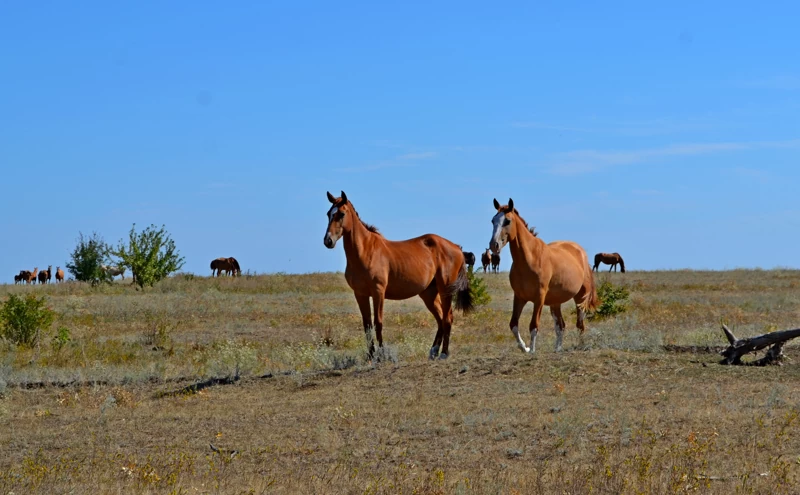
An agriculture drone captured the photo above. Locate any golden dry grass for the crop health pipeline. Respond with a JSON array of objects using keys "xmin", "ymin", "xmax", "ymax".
[{"xmin": 2, "ymin": 270, "xmax": 800, "ymax": 493}]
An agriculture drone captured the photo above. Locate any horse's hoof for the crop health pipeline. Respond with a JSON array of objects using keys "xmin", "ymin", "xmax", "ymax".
[
  {"xmin": 429, "ymin": 347, "xmax": 440, "ymax": 360},
  {"xmin": 438, "ymin": 353, "xmax": 448, "ymax": 360},
  {"xmin": 519, "ymin": 346, "xmax": 530, "ymax": 353}
]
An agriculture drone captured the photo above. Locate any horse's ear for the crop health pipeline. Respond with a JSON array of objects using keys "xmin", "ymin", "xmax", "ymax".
[
  {"xmin": 493, "ymin": 198, "xmax": 501, "ymax": 210},
  {"xmin": 340, "ymin": 190, "xmax": 348, "ymax": 204},
  {"xmin": 327, "ymin": 191, "xmax": 336, "ymax": 204},
  {"xmin": 508, "ymin": 198, "xmax": 514, "ymax": 211}
]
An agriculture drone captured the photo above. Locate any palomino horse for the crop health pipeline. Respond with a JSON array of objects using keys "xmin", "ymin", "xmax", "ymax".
[
  {"xmin": 490, "ymin": 198, "xmax": 599, "ymax": 353},
  {"xmin": 324, "ymin": 191, "xmax": 474, "ymax": 360},
  {"xmin": 593, "ymin": 252, "xmax": 625, "ymax": 273},
  {"xmin": 481, "ymin": 249, "xmax": 491, "ymax": 272}
]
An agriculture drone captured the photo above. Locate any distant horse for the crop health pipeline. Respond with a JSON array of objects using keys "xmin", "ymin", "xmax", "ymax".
[
  {"xmin": 101, "ymin": 264, "xmax": 126, "ymax": 280},
  {"xmin": 324, "ymin": 191, "xmax": 473, "ymax": 360},
  {"xmin": 211, "ymin": 257, "xmax": 240, "ymax": 276},
  {"xmin": 462, "ymin": 251, "xmax": 476, "ymax": 271},
  {"xmin": 46, "ymin": 265, "xmax": 52, "ymax": 284},
  {"xmin": 13, "ymin": 273, "xmax": 22, "ymax": 284},
  {"xmin": 28, "ymin": 268, "xmax": 38, "ymax": 285},
  {"xmin": 491, "ymin": 252, "xmax": 501, "ymax": 273},
  {"xmin": 18, "ymin": 270, "xmax": 31, "ymax": 284},
  {"xmin": 490, "ymin": 198, "xmax": 599, "ymax": 353},
  {"xmin": 38, "ymin": 269, "xmax": 48, "ymax": 284},
  {"xmin": 56, "ymin": 267, "xmax": 64, "ymax": 283},
  {"xmin": 593, "ymin": 252, "xmax": 625, "ymax": 273},
  {"xmin": 481, "ymin": 249, "xmax": 491, "ymax": 272}
]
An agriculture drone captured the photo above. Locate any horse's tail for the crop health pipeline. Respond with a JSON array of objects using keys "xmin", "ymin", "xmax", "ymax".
[
  {"xmin": 581, "ymin": 265, "xmax": 600, "ymax": 313},
  {"xmin": 451, "ymin": 262, "xmax": 475, "ymax": 314},
  {"xmin": 616, "ymin": 254, "xmax": 625, "ymax": 273}
]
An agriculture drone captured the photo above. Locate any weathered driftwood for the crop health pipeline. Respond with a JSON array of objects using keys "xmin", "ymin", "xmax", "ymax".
[{"xmin": 719, "ymin": 324, "xmax": 800, "ymax": 365}]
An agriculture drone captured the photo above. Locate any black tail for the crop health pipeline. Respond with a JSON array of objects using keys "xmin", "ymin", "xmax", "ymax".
[
  {"xmin": 616, "ymin": 253, "xmax": 626, "ymax": 273},
  {"xmin": 451, "ymin": 263, "xmax": 475, "ymax": 314}
]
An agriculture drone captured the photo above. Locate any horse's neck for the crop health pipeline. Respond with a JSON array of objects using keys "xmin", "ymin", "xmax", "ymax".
[
  {"xmin": 342, "ymin": 215, "xmax": 376, "ymax": 268},
  {"xmin": 508, "ymin": 219, "xmax": 545, "ymax": 265}
]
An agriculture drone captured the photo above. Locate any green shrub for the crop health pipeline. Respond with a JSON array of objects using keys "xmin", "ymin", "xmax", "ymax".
[
  {"xmin": 467, "ymin": 266, "xmax": 492, "ymax": 307},
  {"xmin": 0, "ymin": 294, "xmax": 56, "ymax": 347},
  {"xmin": 590, "ymin": 279, "xmax": 630, "ymax": 320},
  {"xmin": 66, "ymin": 231, "xmax": 111, "ymax": 286},
  {"xmin": 51, "ymin": 326, "xmax": 72, "ymax": 353},
  {"xmin": 111, "ymin": 223, "xmax": 185, "ymax": 289}
]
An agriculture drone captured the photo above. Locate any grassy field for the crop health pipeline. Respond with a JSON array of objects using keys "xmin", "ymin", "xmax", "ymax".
[{"xmin": 2, "ymin": 269, "xmax": 800, "ymax": 494}]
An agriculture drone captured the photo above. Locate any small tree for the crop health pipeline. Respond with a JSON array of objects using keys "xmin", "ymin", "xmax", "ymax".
[
  {"xmin": 66, "ymin": 232, "xmax": 111, "ymax": 286},
  {"xmin": 111, "ymin": 224, "xmax": 185, "ymax": 289},
  {"xmin": 0, "ymin": 294, "xmax": 56, "ymax": 348},
  {"xmin": 589, "ymin": 279, "xmax": 630, "ymax": 320},
  {"xmin": 467, "ymin": 266, "xmax": 492, "ymax": 307}
]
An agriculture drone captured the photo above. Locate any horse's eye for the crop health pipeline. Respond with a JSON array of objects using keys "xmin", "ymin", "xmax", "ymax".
[{"xmin": 503, "ymin": 219, "xmax": 511, "ymax": 227}]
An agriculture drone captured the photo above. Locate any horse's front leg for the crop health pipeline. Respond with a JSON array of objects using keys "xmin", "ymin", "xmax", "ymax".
[
  {"xmin": 372, "ymin": 291, "xmax": 386, "ymax": 352},
  {"xmin": 509, "ymin": 295, "xmax": 529, "ymax": 352},
  {"xmin": 354, "ymin": 294, "xmax": 374, "ymax": 359},
  {"xmin": 529, "ymin": 295, "xmax": 546, "ymax": 354}
]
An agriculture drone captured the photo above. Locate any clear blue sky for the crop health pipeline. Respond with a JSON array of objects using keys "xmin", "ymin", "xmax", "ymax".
[{"xmin": 2, "ymin": 2, "xmax": 799, "ymax": 277}]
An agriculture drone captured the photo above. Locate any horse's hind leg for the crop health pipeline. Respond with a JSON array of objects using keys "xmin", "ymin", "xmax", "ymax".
[
  {"xmin": 550, "ymin": 306, "xmax": 566, "ymax": 352},
  {"xmin": 354, "ymin": 294, "xmax": 375, "ymax": 359},
  {"xmin": 419, "ymin": 283, "xmax": 445, "ymax": 359}
]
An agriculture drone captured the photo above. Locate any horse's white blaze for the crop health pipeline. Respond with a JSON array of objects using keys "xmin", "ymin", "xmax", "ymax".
[
  {"xmin": 511, "ymin": 325, "xmax": 529, "ymax": 352},
  {"xmin": 491, "ymin": 212, "xmax": 507, "ymax": 251},
  {"xmin": 327, "ymin": 206, "xmax": 338, "ymax": 222}
]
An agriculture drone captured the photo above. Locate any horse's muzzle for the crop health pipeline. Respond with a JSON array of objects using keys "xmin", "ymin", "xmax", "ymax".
[
  {"xmin": 323, "ymin": 235, "xmax": 335, "ymax": 249},
  {"xmin": 490, "ymin": 241, "xmax": 500, "ymax": 254}
]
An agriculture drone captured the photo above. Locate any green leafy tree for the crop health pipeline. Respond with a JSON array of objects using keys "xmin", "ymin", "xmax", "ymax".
[
  {"xmin": 111, "ymin": 224, "xmax": 185, "ymax": 289},
  {"xmin": 65, "ymin": 232, "xmax": 111, "ymax": 286},
  {"xmin": 0, "ymin": 294, "xmax": 56, "ymax": 348}
]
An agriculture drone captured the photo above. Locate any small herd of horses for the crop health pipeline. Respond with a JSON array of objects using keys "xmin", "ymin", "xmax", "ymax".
[
  {"xmin": 461, "ymin": 248, "xmax": 501, "ymax": 274},
  {"xmin": 324, "ymin": 191, "xmax": 627, "ymax": 360},
  {"xmin": 13, "ymin": 266, "xmax": 64, "ymax": 285}
]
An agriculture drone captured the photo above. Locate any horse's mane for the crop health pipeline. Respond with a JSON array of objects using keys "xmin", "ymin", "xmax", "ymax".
[
  {"xmin": 510, "ymin": 208, "xmax": 538, "ymax": 237},
  {"xmin": 347, "ymin": 203, "xmax": 381, "ymax": 235}
]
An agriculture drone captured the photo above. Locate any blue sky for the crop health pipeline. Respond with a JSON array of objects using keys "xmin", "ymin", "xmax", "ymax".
[{"xmin": 2, "ymin": 1, "xmax": 799, "ymax": 277}]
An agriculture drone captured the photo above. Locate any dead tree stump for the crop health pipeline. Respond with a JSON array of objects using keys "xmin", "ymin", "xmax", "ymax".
[{"xmin": 719, "ymin": 324, "xmax": 800, "ymax": 365}]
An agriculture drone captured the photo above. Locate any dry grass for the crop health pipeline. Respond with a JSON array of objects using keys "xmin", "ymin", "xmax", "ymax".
[{"xmin": 2, "ymin": 270, "xmax": 800, "ymax": 493}]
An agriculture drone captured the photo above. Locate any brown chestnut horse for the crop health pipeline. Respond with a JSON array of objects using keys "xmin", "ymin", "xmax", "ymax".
[
  {"xmin": 210, "ymin": 257, "xmax": 241, "ymax": 276},
  {"xmin": 490, "ymin": 198, "xmax": 599, "ymax": 353},
  {"xmin": 593, "ymin": 252, "xmax": 625, "ymax": 273},
  {"xmin": 324, "ymin": 191, "xmax": 473, "ymax": 360},
  {"xmin": 480, "ymin": 248, "xmax": 491, "ymax": 272}
]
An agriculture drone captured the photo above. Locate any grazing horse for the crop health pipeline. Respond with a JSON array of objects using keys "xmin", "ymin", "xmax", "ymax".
[
  {"xmin": 56, "ymin": 267, "xmax": 64, "ymax": 283},
  {"xmin": 490, "ymin": 198, "xmax": 599, "ymax": 353},
  {"xmin": 481, "ymin": 249, "xmax": 491, "ymax": 272},
  {"xmin": 101, "ymin": 264, "xmax": 126, "ymax": 280},
  {"xmin": 593, "ymin": 252, "xmax": 626, "ymax": 273},
  {"xmin": 324, "ymin": 191, "xmax": 473, "ymax": 360},
  {"xmin": 491, "ymin": 252, "xmax": 501, "ymax": 273},
  {"xmin": 38, "ymin": 269, "xmax": 48, "ymax": 284},
  {"xmin": 462, "ymin": 251, "xmax": 476, "ymax": 271},
  {"xmin": 211, "ymin": 257, "xmax": 240, "ymax": 276}
]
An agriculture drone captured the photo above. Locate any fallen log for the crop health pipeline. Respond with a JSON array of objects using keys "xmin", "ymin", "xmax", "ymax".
[{"xmin": 719, "ymin": 324, "xmax": 800, "ymax": 365}]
